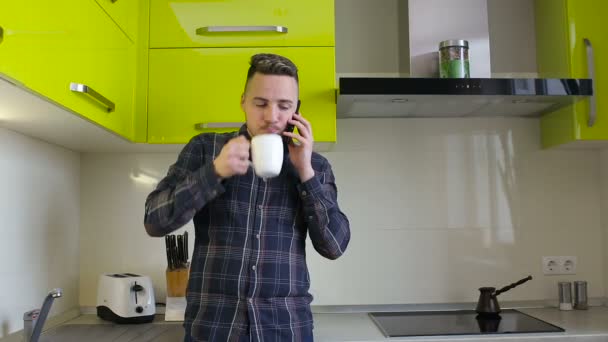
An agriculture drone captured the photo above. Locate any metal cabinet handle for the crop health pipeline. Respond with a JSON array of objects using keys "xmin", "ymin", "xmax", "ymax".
[
  {"xmin": 195, "ymin": 122, "xmax": 243, "ymax": 130},
  {"xmin": 110, "ymin": 0, "xmax": 118, "ymax": 3},
  {"xmin": 70, "ymin": 82, "xmax": 115, "ymax": 112},
  {"xmin": 584, "ymin": 38, "xmax": 596, "ymax": 127},
  {"xmin": 196, "ymin": 26, "xmax": 288, "ymax": 35}
]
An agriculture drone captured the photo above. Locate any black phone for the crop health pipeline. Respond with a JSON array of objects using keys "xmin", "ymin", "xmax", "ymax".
[{"xmin": 283, "ymin": 100, "xmax": 301, "ymax": 145}]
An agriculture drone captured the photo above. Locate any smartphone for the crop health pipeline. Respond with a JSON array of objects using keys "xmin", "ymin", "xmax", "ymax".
[{"xmin": 283, "ymin": 100, "xmax": 301, "ymax": 145}]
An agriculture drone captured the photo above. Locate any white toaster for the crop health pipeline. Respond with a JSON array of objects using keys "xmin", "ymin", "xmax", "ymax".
[{"xmin": 96, "ymin": 273, "xmax": 156, "ymax": 324}]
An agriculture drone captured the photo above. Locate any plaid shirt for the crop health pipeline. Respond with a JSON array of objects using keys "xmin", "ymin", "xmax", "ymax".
[{"xmin": 144, "ymin": 126, "xmax": 350, "ymax": 342}]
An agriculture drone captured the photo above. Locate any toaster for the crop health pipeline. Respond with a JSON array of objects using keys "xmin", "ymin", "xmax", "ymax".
[{"xmin": 96, "ymin": 273, "xmax": 156, "ymax": 324}]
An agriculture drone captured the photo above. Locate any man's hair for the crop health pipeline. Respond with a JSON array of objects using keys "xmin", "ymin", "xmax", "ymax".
[{"xmin": 245, "ymin": 53, "xmax": 299, "ymax": 87}]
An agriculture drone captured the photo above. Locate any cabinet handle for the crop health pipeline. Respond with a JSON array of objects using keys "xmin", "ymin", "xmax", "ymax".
[
  {"xmin": 584, "ymin": 38, "xmax": 596, "ymax": 127},
  {"xmin": 70, "ymin": 83, "xmax": 115, "ymax": 113},
  {"xmin": 195, "ymin": 122, "xmax": 243, "ymax": 130},
  {"xmin": 0, "ymin": 26, "xmax": 4, "ymax": 44},
  {"xmin": 110, "ymin": 0, "xmax": 118, "ymax": 2},
  {"xmin": 196, "ymin": 26, "xmax": 288, "ymax": 35}
]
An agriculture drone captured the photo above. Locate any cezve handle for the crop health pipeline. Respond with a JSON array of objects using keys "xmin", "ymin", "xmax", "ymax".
[{"xmin": 493, "ymin": 275, "xmax": 533, "ymax": 297}]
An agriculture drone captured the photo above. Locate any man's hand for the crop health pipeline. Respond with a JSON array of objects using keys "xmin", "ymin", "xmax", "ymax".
[
  {"xmin": 283, "ymin": 114, "xmax": 315, "ymax": 182},
  {"xmin": 213, "ymin": 136, "xmax": 251, "ymax": 179}
]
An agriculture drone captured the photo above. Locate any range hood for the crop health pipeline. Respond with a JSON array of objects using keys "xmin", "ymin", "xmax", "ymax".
[
  {"xmin": 336, "ymin": 0, "xmax": 594, "ymax": 119},
  {"xmin": 338, "ymin": 77, "xmax": 593, "ymax": 118}
]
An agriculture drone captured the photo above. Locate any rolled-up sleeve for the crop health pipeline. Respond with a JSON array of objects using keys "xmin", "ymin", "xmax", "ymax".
[{"xmin": 297, "ymin": 159, "xmax": 350, "ymax": 260}]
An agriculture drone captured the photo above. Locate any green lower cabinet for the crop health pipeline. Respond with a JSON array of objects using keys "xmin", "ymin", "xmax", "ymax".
[
  {"xmin": 537, "ymin": 0, "xmax": 608, "ymax": 148},
  {"xmin": 147, "ymin": 47, "xmax": 336, "ymax": 143},
  {"xmin": 0, "ymin": 0, "xmax": 136, "ymax": 140}
]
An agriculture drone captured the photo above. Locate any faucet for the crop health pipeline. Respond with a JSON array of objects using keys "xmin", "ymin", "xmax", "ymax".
[{"xmin": 23, "ymin": 288, "xmax": 62, "ymax": 342}]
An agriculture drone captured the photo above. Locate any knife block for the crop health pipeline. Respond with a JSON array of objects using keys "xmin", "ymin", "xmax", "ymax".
[{"xmin": 166, "ymin": 264, "xmax": 190, "ymax": 297}]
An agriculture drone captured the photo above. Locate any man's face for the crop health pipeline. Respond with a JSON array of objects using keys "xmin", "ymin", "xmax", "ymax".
[{"xmin": 241, "ymin": 73, "xmax": 299, "ymax": 137}]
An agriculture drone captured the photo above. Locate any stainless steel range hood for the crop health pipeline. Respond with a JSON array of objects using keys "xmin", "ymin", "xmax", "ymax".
[
  {"xmin": 336, "ymin": 0, "xmax": 595, "ymax": 120},
  {"xmin": 337, "ymin": 77, "xmax": 593, "ymax": 118}
]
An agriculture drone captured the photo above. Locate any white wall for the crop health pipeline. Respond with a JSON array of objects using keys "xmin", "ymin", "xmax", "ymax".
[
  {"xmin": 79, "ymin": 118, "xmax": 604, "ymax": 307},
  {"xmin": 78, "ymin": 153, "xmax": 183, "ymax": 307},
  {"xmin": 487, "ymin": 0, "xmax": 538, "ymax": 75},
  {"xmin": 600, "ymin": 149, "xmax": 608, "ymax": 299},
  {"xmin": 0, "ymin": 128, "xmax": 80, "ymax": 337},
  {"xmin": 335, "ymin": 0, "xmax": 401, "ymax": 76}
]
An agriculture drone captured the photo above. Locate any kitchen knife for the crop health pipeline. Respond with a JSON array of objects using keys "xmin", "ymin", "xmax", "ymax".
[
  {"xmin": 177, "ymin": 235, "xmax": 184, "ymax": 266},
  {"xmin": 170, "ymin": 235, "xmax": 178, "ymax": 269},
  {"xmin": 165, "ymin": 235, "xmax": 172, "ymax": 269},
  {"xmin": 184, "ymin": 231, "xmax": 188, "ymax": 263}
]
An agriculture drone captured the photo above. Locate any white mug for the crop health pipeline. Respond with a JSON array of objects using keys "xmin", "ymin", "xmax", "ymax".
[{"xmin": 251, "ymin": 134, "xmax": 283, "ymax": 179}]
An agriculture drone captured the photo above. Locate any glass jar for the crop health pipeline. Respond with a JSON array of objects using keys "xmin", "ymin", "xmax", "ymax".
[{"xmin": 439, "ymin": 40, "xmax": 470, "ymax": 78}]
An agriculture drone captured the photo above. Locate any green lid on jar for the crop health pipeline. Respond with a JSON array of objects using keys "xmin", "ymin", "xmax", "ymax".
[{"xmin": 439, "ymin": 40, "xmax": 469, "ymax": 49}]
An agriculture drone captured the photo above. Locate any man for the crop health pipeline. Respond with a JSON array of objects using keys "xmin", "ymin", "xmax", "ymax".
[{"xmin": 144, "ymin": 53, "xmax": 350, "ymax": 342}]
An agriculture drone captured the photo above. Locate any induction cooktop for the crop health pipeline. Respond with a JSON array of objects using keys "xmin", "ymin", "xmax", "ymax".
[{"xmin": 369, "ymin": 309, "xmax": 564, "ymax": 337}]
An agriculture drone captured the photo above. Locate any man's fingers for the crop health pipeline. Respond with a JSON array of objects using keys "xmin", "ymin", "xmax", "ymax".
[{"xmin": 289, "ymin": 119, "xmax": 312, "ymax": 140}]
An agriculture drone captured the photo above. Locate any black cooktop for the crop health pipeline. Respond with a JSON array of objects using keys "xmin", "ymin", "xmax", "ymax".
[{"xmin": 369, "ymin": 309, "xmax": 564, "ymax": 337}]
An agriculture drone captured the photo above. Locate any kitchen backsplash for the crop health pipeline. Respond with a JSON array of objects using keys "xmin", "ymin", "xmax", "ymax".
[
  {"xmin": 600, "ymin": 149, "xmax": 608, "ymax": 301},
  {"xmin": 79, "ymin": 118, "xmax": 605, "ymax": 307},
  {"xmin": 0, "ymin": 128, "xmax": 80, "ymax": 337}
]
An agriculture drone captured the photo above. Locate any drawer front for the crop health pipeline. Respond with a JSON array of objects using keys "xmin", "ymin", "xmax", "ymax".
[
  {"xmin": 95, "ymin": 0, "xmax": 139, "ymax": 41},
  {"xmin": 149, "ymin": 0, "xmax": 334, "ymax": 48},
  {"xmin": 0, "ymin": 0, "xmax": 135, "ymax": 139},
  {"xmin": 148, "ymin": 47, "xmax": 335, "ymax": 143}
]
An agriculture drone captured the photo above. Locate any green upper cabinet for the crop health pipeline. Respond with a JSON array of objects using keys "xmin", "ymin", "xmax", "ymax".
[
  {"xmin": 95, "ymin": 0, "xmax": 139, "ymax": 42},
  {"xmin": 146, "ymin": 0, "xmax": 337, "ymax": 144},
  {"xmin": 149, "ymin": 0, "xmax": 335, "ymax": 48},
  {"xmin": 536, "ymin": 0, "xmax": 607, "ymax": 148},
  {"xmin": 148, "ymin": 47, "xmax": 336, "ymax": 143},
  {"xmin": 0, "ymin": 0, "xmax": 137, "ymax": 140}
]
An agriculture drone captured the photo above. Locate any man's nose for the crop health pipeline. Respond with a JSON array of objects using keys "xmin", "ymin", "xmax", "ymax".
[{"xmin": 263, "ymin": 105, "xmax": 279, "ymax": 123}]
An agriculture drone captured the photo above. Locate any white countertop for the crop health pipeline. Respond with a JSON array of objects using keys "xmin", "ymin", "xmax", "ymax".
[
  {"xmin": 5, "ymin": 306, "xmax": 608, "ymax": 342},
  {"xmin": 313, "ymin": 307, "xmax": 608, "ymax": 341}
]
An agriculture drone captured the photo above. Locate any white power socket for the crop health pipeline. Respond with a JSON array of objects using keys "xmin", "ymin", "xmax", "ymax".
[{"xmin": 542, "ymin": 256, "xmax": 577, "ymax": 275}]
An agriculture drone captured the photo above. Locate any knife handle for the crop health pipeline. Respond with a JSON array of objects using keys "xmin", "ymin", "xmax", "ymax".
[
  {"xmin": 165, "ymin": 236, "xmax": 172, "ymax": 269},
  {"xmin": 171, "ymin": 235, "xmax": 178, "ymax": 268},
  {"xmin": 177, "ymin": 235, "xmax": 184, "ymax": 265},
  {"xmin": 184, "ymin": 231, "xmax": 189, "ymax": 263}
]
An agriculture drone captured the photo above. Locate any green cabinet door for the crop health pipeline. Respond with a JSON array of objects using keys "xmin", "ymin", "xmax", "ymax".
[
  {"xmin": 149, "ymin": 0, "xmax": 335, "ymax": 48},
  {"xmin": 0, "ymin": 0, "xmax": 136, "ymax": 140},
  {"xmin": 538, "ymin": 0, "xmax": 608, "ymax": 147},
  {"xmin": 148, "ymin": 47, "xmax": 336, "ymax": 143},
  {"xmin": 95, "ymin": 0, "xmax": 139, "ymax": 41}
]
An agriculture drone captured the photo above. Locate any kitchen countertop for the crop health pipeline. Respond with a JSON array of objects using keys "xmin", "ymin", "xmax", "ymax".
[
  {"xmin": 6, "ymin": 306, "xmax": 608, "ymax": 341},
  {"xmin": 313, "ymin": 307, "xmax": 608, "ymax": 341}
]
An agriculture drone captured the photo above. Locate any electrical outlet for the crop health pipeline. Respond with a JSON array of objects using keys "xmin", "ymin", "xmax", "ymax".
[
  {"xmin": 542, "ymin": 256, "xmax": 577, "ymax": 275},
  {"xmin": 561, "ymin": 256, "xmax": 577, "ymax": 274},
  {"xmin": 542, "ymin": 256, "xmax": 560, "ymax": 275}
]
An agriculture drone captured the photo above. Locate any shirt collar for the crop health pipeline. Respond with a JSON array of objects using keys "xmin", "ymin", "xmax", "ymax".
[{"xmin": 238, "ymin": 124, "xmax": 251, "ymax": 140}]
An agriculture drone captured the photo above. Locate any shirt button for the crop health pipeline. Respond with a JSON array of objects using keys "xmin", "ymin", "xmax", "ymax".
[
  {"xmin": 252, "ymin": 265, "xmax": 257, "ymax": 271},
  {"xmin": 211, "ymin": 190, "xmax": 217, "ymax": 196},
  {"xmin": 248, "ymin": 298, "xmax": 253, "ymax": 304},
  {"xmin": 308, "ymin": 216, "xmax": 313, "ymax": 220},
  {"xmin": 256, "ymin": 234, "xmax": 260, "ymax": 239},
  {"xmin": 301, "ymin": 190, "xmax": 307, "ymax": 196},
  {"xmin": 258, "ymin": 205, "xmax": 263, "ymax": 210}
]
